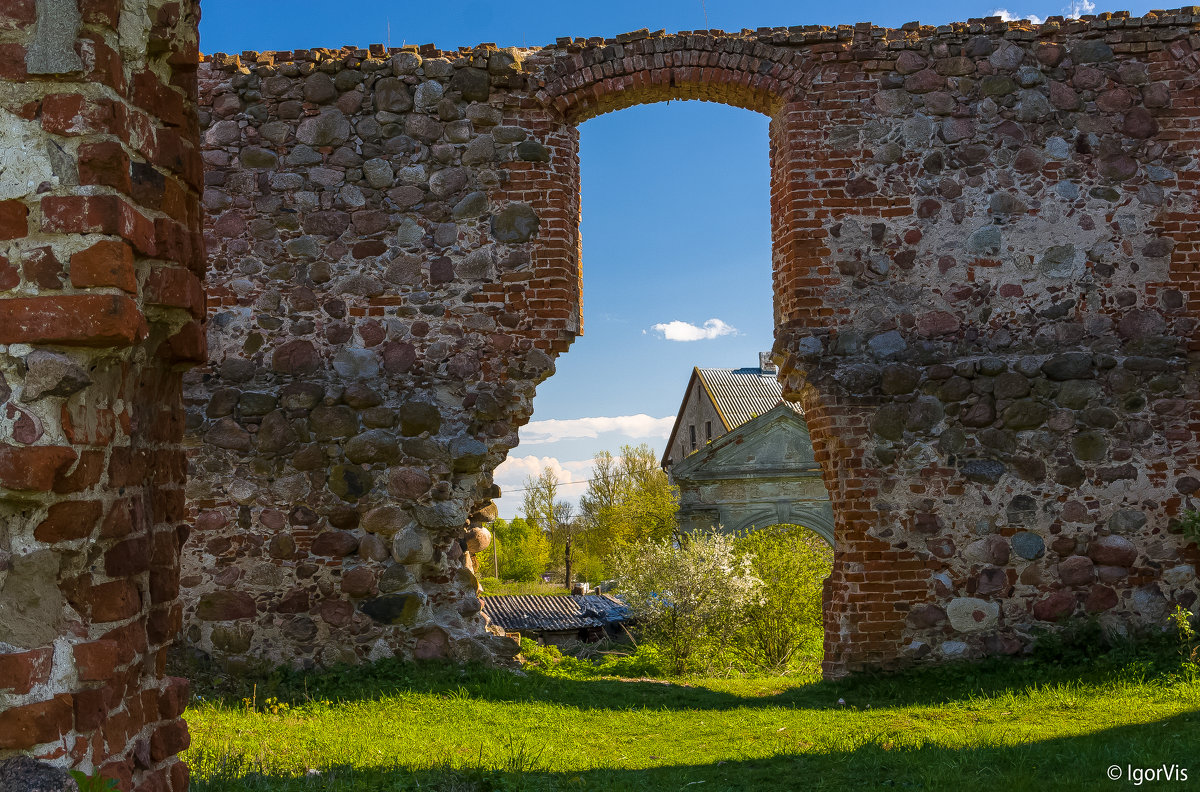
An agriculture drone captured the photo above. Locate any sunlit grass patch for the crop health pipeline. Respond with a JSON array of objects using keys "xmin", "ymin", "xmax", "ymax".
[{"xmin": 184, "ymin": 640, "xmax": 1200, "ymax": 792}]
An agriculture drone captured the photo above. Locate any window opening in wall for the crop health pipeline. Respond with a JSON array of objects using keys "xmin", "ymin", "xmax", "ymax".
[
  {"xmin": 706, "ymin": 421, "xmax": 712, "ymax": 442},
  {"xmin": 690, "ymin": 424, "xmax": 697, "ymax": 451}
]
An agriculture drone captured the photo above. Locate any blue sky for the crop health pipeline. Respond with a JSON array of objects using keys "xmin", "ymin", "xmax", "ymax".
[{"xmin": 200, "ymin": 0, "xmax": 1152, "ymax": 517}]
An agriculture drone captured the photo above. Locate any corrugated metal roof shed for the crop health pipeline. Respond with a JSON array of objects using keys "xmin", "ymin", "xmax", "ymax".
[
  {"xmin": 482, "ymin": 594, "xmax": 630, "ymax": 633},
  {"xmin": 696, "ymin": 367, "xmax": 803, "ymax": 431}
]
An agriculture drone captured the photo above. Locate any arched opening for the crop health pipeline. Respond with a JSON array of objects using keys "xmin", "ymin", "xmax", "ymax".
[
  {"xmin": 733, "ymin": 521, "xmax": 833, "ymax": 673},
  {"xmin": 489, "ymin": 96, "xmax": 784, "ymax": 585},
  {"xmin": 486, "ymin": 42, "xmax": 846, "ymax": 674}
]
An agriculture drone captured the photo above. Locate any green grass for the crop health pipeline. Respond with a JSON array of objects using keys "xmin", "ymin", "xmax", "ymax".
[
  {"xmin": 479, "ymin": 578, "xmax": 572, "ymax": 597},
  {"xmin": 183, "ymin": 639, "xmax": 1200, "ymax": 792}
]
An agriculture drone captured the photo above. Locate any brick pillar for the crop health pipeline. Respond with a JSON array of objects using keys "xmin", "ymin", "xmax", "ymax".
[
  {"xmin": 0, "ymin": 1, "xmax": 203, "ymax": 789},
  {"xmin": 771, "ymin": 98, "xmax": 928, "ymax": 676}
]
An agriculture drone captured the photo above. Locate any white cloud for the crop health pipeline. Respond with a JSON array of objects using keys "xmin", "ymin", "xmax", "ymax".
[
  {"xmin": 1065, "ymin": 0, "xmax": 1095, "ymax": 18},
  {"xmin": 649, "ymin": 318, "xmax": 737, "ymax": 342},
  {"xmin": 992, "ymin": 1, "xmax": 1093, "ymax": 22},
  {"xmin": 519, "ymin": 414, "xmax": 674, "ymax": 445},
  {"xmin": 992, "ymin": 8, "xmax": 1044, "ymax": 23},
  {"xmin": 493, "ymin": 455, "xmax": 594, "ymax": 501}
]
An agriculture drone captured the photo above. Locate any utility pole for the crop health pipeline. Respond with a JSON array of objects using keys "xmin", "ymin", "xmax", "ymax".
[
  {"xmin": 492, "ymin": 530, "xmax": 499, "ymax": 579},
  {"xmin": 564, "ymin": 534, "xmax": 572, "ymax": 590},
  {"xmin": 553, "ymin": 500, "xmax": 575, "ymax": 591}
]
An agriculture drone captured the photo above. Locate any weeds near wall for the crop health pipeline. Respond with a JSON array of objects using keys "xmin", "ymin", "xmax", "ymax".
[
  {"xmin": 1176, "ymin": 509, "xmax": 1200, "ymax": 546},
  {"xmin": 68, "ymin": 771, "xmax": 118, "ymax": 792},
  {"xmin": 1170, "ymin": 605, "xmax": 1199, "ymax": 683}
]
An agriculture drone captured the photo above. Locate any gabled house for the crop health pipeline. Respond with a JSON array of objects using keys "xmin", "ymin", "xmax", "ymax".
[
  {"xmin": 662, "ymin": 354, "xmax": 834, "ymax": 542},
  {"xmin": 661, "ymin": 352, "xmax": 800, "ymax": 470}
]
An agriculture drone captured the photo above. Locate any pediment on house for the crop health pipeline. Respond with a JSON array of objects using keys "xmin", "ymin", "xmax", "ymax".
[{"xmin": 670, "ymin": 403, "xmax": 819, "ymax": 481}]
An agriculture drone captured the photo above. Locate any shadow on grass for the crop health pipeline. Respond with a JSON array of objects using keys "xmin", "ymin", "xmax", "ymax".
[
  {"xmin": 183, "ymin": 638, "xmax": 1192, "ymax": 715},
  {"xmin": 187, "ymin": 711, "xmax": 1200, "ymax": 792}
]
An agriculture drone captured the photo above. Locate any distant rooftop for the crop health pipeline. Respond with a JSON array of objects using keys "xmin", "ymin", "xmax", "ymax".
[
  {"xmin": 482, "ymin": 594, "xmax": 630, "ymax": 633},
  {"xmin": 696, "ymin": 364, "xmax": 801, "ymax": 432}
]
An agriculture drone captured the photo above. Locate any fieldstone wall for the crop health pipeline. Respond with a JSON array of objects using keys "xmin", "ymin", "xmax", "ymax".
[
  {"xmin": 5, "ymin": 3, "xmax": 1200, "ymax": 782},
  {"xmin": 184, "ymin": 11, "xmax": 1200, "ymax": 677},
  {"xmin": 0, "ymin": 0, "xmax": 202, "ymax": 788},
  {"xmin": 770, "ymin": 11, "xmax": 1200, "ymax": 674},
  {"xmin": 185, "ymin": 44, "xmax": 575, "ymax": 668}
]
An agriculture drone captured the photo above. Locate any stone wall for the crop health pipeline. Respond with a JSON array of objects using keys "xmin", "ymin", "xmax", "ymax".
[
  {"xmin": 3, "ymin": 3, "xmax": 1200, "ymax": 782},
  {"xmin": 0, "ymin": 0, "xmax": 203, "ymax": 788},
  {"xmin": 184, "ymin": 44, "xmax": 574, "ymax": 668},
  {"xmin": 770, "ymin": 10, "xmax": 1200, "ymax": 673},
  {"xmin": 184, "ymin": 11, "xmax": 1200, "ymax": 677}
]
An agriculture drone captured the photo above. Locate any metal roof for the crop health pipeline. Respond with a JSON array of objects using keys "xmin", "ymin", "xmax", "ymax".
[
  {"xmin": 482, "ymin": 594, "xmax": 630, "ymax": 633},
  {"xmin": 696, "ymin": 367, "xmax": 802, "ymax": 431}
]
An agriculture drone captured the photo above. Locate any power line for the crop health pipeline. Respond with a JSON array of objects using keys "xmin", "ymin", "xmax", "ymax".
[
  {"xmin": 498, "ymin": 471, "xmax": 666, "ymax": 495},
  {"xmin": 497, "ymin": 475, "xmax": 607, "ymax": 495}
]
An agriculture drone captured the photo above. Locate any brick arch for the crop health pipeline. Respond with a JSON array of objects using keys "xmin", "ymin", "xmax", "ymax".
[
  {"xmin": 480, "ymin": 35, "xmax": 826, "ymax": 372},
  {"xmin": 785, "ymin": 379, "xmax": 930, "ymax": 676},
  {"xmin": 535, "ymin": 33, "xmax": 809, "ymax": 122}
]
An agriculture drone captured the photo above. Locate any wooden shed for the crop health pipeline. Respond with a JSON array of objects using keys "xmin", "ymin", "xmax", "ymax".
[{"xmin": 482, "ymin": 594, "xmax": 631, "ymax": 648}]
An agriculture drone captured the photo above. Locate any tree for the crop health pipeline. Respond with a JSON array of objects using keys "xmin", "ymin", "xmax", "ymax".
[
  {"xmin": 553, "ymin": 501, "xmax": 577, "ymax": 589},
  {"xmin": 521, "ymin": 466, "xmax": 559, "ymax": 536},
  {"xmin": 578, "ymin": 444, "xmax": 679, "ymax": 573},
  {"xmin": 522, "ymin": 467, "xmax": 581, "ymax": 587},
  {"xmin": 614, "ymin": 533, "xmax": 762, "ymax": 674},
  {"xmin": 490, "ymin": 517, "xmax": 549, "ymax": 582},
  {"xmin": 734, "ymin": 524, "xmax": 832, "ymax": 670},
  {"xmin": 614, "ymin": 443, "xmax": 679, "ymax": 546}
]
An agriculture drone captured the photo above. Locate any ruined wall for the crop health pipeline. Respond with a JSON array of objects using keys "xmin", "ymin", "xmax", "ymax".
[
  {"xmin": 3, "ymin": 7, "xmax": 1200, "ymax": 782},
  {"xmin": 184, "ymin": 10, "xmax": 1200, "ymax": 677},
  {"xmin": 184, "ymin": 44, "xmax": 576, "ymax": 668},
  {"xmin": 0, "ymin": 0, "xmax": 203, "ymax": 788},
  {"xmin": 771, "ymin": 11, "xmax": 1200, "ymax": 673}
]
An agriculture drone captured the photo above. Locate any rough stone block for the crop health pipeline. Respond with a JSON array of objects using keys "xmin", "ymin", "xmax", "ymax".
[
  {"xmin": 0, "ymin": 199, "xmax": 29, "ymax": 239},
  {"xmin": 0, "ymin": 648, "xmax": 53, "ymax": 695},
  {"xmin": 73, "ymin": 639, "xmax": 121, "ymax": 681},
  {"xmin": 0, "ymin": 694, "xmax": 74, "ymax": 750}
]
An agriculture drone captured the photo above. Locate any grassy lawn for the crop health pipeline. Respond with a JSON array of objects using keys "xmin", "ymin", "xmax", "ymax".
[
  {"xmin": 479, "ymin": 578, "xmax": 572, "ymax": 596},
  {"xmin": 183, "ymin": 641, "xmax": 1200, "ymax": 791}
]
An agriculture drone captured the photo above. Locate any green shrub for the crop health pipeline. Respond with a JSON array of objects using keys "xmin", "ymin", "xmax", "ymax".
[
  {"xmin": 520, "ymin": 638, "xmax": 665, "ymax": 679},
  {"xmin": 488, "ymin": 517, "xmax": 550, "ymax": 582},
  {"xmin": 69, "ymin": 771, "xmax": 118, "ymax": 792},
  {"xmin": 1170, "ymin": 604, "xmax": 1199, "ymax": 682},
  {"xmin": 1030, "ymin": 616, "xmax": 1114, "ymax": 667},
  {"xmin": 479, "ymin": 578, "xmax": 570, "ymax": 597},
  {"xmin": 612, "ymin": 534, "xmax": 761, "ymax": 674},
  {"xmin": 733, "ymin": 524, "xmax": 832, "ymax": 671}
]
